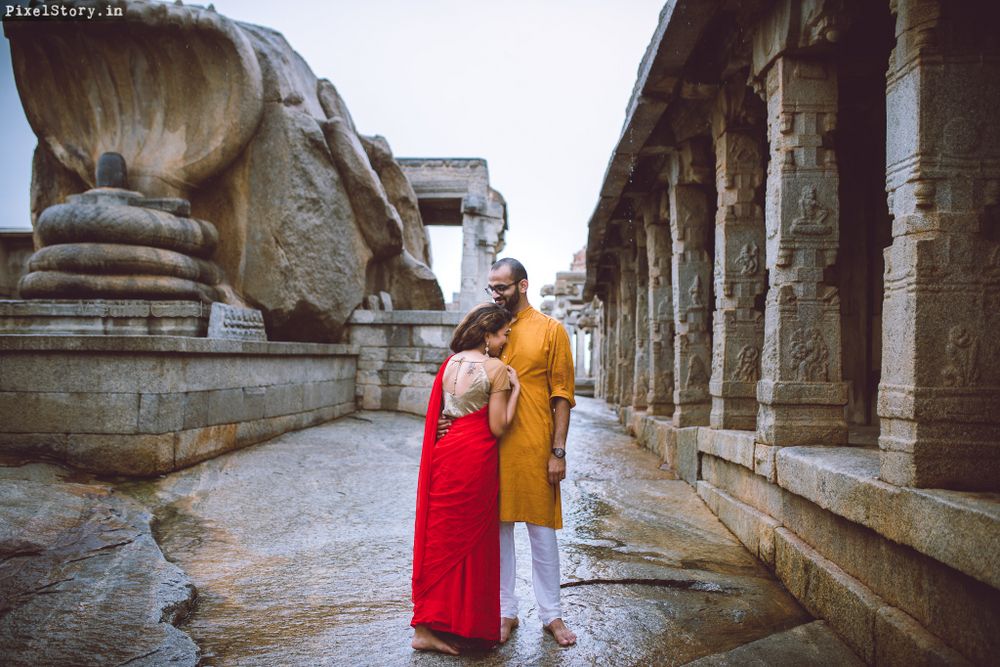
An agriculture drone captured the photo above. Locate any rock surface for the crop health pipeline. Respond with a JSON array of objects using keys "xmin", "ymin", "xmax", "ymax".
[
  {"xmin": 0, "ymin": 463, "xmax": 198, "ymax": 666},
  {"xmin": 114, "ymin": 397, "xmax": 858, "ymax": 665}
]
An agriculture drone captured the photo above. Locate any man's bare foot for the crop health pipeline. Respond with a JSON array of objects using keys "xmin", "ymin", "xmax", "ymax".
[
  {"xmin": 543, "ymin": 618, "xmax": 577, "ymax": 646},
  {"xmin": 499, "ymin": 616, "xmax": 519, "ymax": 643},
  {"xmin": 411, "ymin": 625, "xmax": 459, "ymax": 655}
]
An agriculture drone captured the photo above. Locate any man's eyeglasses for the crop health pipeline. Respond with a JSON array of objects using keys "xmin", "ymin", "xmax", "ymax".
[{"xmin": 484, "ymin": 283, "xmax": 515, "ymax": 295}]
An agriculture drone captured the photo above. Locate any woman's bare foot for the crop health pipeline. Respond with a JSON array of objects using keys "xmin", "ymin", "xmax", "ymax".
[
  {"xmin": 499, "ymin": 616, "xmax": 519, "ymax": 643},
  {"xmin": 411, "ymin": 625, "xmax": 459, "ymax": 655},
  {"xmin": 543, "ymin": 618, "xmax": 577, "ymax": 646}
]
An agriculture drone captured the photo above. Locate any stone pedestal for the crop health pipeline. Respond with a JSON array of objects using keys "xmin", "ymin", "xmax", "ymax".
[
  {"xmin": 756, "ymin": 56, "xmax": 848, "ymax": 446},
  {"xmin": 671, "ymin": 142, "xmax": 714, "ymax": 427},
  {"xmin": 0, "ymin": 299, "xmax": 209, "ymax": 336},
  {"xmin": 878, "ymin": 0, "xmax": 1000, "ymax": 489},
  {"xmin": 710, "ymin": 82, "xmax": 767, "ymax": 430},
  {"xmin": 645, "ymin": 193, "xmax": 675, "ymax": 417}
]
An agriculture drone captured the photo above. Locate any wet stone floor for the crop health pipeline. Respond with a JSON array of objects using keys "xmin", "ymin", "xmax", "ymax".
[{"xmin": 113, "ymin": 397, "xmax": 862, "ymax": 666}]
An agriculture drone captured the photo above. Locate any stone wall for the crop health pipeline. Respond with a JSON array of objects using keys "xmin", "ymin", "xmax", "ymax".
[
  {"xmin": 346, "ymin": 310, "xmax": 462, "ymax": 415},
  {"xmin": 0, "ymin": 336, "xmax": 357, "ymax": 475}
]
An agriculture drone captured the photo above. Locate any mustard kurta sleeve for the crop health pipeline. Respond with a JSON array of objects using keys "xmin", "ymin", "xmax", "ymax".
[{"xmin": 547, "ymin": 322, "xmax": 576, "ymax": 408}]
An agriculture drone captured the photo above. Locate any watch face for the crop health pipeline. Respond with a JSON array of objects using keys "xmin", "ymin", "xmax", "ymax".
[{"xmin": 552, "ymin": 448, "xmax": 566, "ymax": 459}]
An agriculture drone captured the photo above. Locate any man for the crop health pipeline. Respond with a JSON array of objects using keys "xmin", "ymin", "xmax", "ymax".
[
  {"xmin": 487, "ymin": 257, "xmax": 577, "ymax": 647},
  {"xmin": 437, "ymin": 258, "xmax": 577, "ymax": 646}
]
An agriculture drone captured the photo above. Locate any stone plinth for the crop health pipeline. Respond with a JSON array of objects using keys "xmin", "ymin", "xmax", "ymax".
[
  {"xmin": 346, "ymin": 309, "xmax": 462, "ymax": 415},
  {"xmin": 0, "ymin": 299, "xmax": 209, "ymax": 336},
  {"xmin": 625, "ymin": 408, "xmax": 1000, "ymax": 667},
  {"xmin": 0, "ymin": 336, "xmax": 357, "ymax": 476}
]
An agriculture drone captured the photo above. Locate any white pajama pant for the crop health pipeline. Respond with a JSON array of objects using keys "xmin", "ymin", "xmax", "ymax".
[{"xmin": 499, "ymin": 521, "xmax": 562, "ymax": 625}]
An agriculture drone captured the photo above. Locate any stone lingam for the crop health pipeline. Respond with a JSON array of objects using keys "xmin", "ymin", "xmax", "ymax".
[
  {"xmin": 1, "ymin": 0, "xmax": 444, "ymax": 342},
  {"xmin": 4, "ymin": 152, "xmax": 248, "ymax": 336}
]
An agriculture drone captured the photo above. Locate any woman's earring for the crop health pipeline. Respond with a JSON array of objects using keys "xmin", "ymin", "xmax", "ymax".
[{"xmin": 485, "ymin": 341, "xmax": 490, "ymax": 356}]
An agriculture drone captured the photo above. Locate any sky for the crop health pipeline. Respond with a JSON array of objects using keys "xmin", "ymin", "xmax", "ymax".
[{"xmin": 0, "ymin": 0, "xmax": 664, "ymax": 306}]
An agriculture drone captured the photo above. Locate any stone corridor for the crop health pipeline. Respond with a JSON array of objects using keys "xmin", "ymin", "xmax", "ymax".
[{"xmin": 2, "ymin": 398, "xmax": 863, "ymax": 666}]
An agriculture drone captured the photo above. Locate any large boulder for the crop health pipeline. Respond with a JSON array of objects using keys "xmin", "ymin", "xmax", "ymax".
[
  {"xmin": 7, "ymin": 0, "xmax": 444, "ymax": 342},
  {"xmin": 0, "ymin": 470, "xmax": 198, "ymax": 665}
]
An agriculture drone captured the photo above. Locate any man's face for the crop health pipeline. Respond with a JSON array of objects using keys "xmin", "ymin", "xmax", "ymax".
[{"xmin": 487, "ymin": 267, "xmax": 524, "ymax": 314}]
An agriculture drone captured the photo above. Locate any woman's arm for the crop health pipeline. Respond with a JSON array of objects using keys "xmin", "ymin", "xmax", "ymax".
[
  {"xmin": 486, "ymin": 364, "xmax": 520, "ymax": 438},
  {"xmin": 488, "ymin": 389, "xmax": 510, "ymax": 438}
]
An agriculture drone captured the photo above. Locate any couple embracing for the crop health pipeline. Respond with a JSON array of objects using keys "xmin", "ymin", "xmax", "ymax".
[{"xmin": 410, "ymin": 258, "xmax": 578, "ymax": 655}]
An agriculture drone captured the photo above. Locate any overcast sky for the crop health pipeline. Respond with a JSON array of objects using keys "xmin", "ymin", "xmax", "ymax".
[{"xmin": 0, "ymin": 0, "xmax": 664, "ymax": 305}]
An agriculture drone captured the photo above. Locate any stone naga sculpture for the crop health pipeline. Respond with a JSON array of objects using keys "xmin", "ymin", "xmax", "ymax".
[{"xmin": 6, "ymin": 0, "xmax": 443, "ymax": 341}]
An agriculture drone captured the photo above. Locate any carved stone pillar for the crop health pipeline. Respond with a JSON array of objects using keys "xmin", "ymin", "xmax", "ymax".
[
  {"xmin": 603, "ymin": 276, "xmax": 619, "ymax": 404},
  {"xmin": 757, "ymin": 56, "xmax": 848, "ymax": 446},
  {"xmin": 710, "ymin": 80, "xmax": 767, "ymax": 430},
  {"xmin": 633, "ymin": 227, "xmax": 650, "ymax": 410},
  {"xmin": 670, "ymin": 141, "xmax": 714, "ymax": 427},
  {"xmin": 645, "ymin": 191, "xmax": 675, "ymax": 417},
  {"xmin": 617, "ymin": 245, "xmax": 637, "ymax": 409},
  {"xmin": 879, "ymin": 0, "xmax": 1000, "ymax": 489},
  {"xmin": 574, "ymin": 324, "xmax": 587, "ymax": 378}
]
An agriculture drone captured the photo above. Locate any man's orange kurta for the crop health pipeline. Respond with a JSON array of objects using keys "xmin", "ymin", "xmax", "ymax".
[{"xmin": 499, "ymin": 305, "xmax": 575, "ymax": 529}]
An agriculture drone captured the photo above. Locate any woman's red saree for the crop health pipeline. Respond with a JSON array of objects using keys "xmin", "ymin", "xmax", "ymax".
[{"xmin": 411, "ymin": 357, "xmax": 500, "ymax": 644}]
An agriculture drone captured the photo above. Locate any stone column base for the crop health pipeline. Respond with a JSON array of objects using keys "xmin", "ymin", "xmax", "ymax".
[
  {"xmin": 878, "ymin": 384, "xmax": 1000, "ymax": 489},
  {"xmin": 673, "ymin": 401, "xmax": 711, "ymax": 428},
  {"xmin": 710, "ymin": 394, "xmax": 758, "ymax": 431},
  {"xmin": 756, "ymin": 380, "xmax": 848, "ymax": 445}
]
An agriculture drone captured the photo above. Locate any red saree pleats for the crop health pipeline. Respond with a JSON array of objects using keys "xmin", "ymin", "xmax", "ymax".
[{"xmin": 412, "ymin": 358, "xmax": 500, "ymax": 644}]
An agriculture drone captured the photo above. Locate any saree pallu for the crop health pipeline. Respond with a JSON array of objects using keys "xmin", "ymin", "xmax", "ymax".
[{"xmin": 411, "ymin": 358, "xmax": 500, "ymax": 644}]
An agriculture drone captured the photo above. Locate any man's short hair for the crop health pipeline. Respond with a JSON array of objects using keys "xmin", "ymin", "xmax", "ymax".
[{"xmin": 491, "ymin": 257, "xmax": 528, "ymax": 282}]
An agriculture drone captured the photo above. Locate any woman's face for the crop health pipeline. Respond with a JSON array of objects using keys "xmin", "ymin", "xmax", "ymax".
[{"xmin": 484, "ymin": 326, "xmax": 510, "ymax": 357}]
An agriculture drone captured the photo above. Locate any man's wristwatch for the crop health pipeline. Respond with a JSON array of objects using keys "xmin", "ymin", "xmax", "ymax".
[{"xmin": 551, "ymin": 447, "xmax": 566, "ymax": 459}]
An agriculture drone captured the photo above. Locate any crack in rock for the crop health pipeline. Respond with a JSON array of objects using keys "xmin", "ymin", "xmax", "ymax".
[{"xmin": 561, "ymin": 577, "xmax": 734, "ymax": 594}]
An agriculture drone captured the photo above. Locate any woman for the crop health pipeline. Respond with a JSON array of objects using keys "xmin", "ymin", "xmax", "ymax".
[{"xmin": 411, "ymin": 303, "xmax": 520, "ymax": 655}]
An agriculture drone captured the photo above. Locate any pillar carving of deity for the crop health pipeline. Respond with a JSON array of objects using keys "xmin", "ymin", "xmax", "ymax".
[
  {"xmin": 879, "ymin": 0, "xmax": 1000, "ymax": 489},
  {"xmin": 645, "ymin": 191, "xmax": 675, "ymax": 417},
  {"xmin": 756, "ymin": 55, "xmax": 848, "ymax": 446},
  {"xmin": 710, "ymin": 79, "xmax": 767, "ymax": 430},
  {"xmin": 617, "ymin": 242, "xmax": 637, "ymax": 409},
  {"xmin": 633, "ymin": 225, "xmax": 650, "ymax": 410},
  {"xmin": 670, "ymin": 140, "xmax": 714, "ymax": 427}
]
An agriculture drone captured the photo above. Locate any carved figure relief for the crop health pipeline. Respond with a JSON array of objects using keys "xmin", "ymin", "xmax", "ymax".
[
  {"xmin": 733, "ymin": 345, "xmax": 761, "ymax": 383},
  {"xmin": 686, "ymin": 354, "xmax": 709, "ymax": 389},
  {"xmin": 941, "ymin": 325, "xmax": 980, "ymax": 387},
  {"xmin": 790, "ymin": 327, "xmax": 830, "ymax": 382},
  {"xmin": 736, "ymin": 241, "xmax": 760, "ymax": 276},
  {"xmin": 689, "ymin": 275, "xmax": 704, "ymax": 308},
  {"xmin": 790, "ymin": 185, "xmax": 832, "ymax": 236}
]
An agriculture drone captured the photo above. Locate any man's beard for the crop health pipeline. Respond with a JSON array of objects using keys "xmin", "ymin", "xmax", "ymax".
[{"xmin": 497, "ymin": 293, "xmax": 519, "ymax": 315}]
